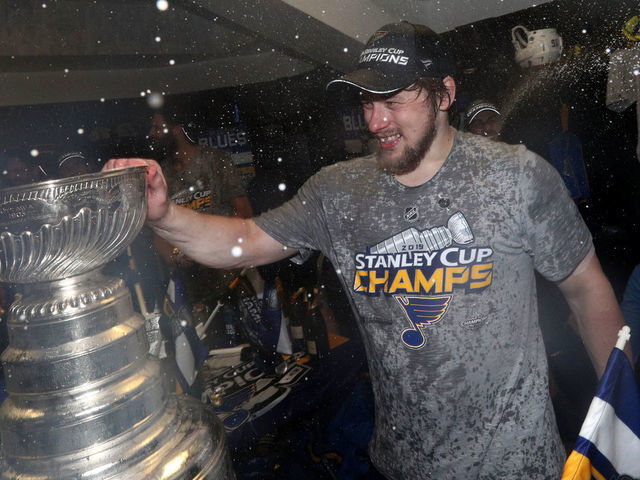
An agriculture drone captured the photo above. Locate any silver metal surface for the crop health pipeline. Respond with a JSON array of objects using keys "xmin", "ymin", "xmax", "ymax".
[
  {"xmin": 0, "ymin": 168, "xmax": 234, "ymax": 479},
  {"xmin": 0, "ymin": 167, "xmax": 147, "ymax": 283}
]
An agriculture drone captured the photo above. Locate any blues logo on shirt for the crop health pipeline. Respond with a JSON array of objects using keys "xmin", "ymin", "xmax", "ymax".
[{"xmin": 352, "ymin": 212, "xmax": 493, "ymax": 348}]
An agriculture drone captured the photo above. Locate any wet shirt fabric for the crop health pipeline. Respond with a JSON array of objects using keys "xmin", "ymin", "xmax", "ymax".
[
  {"xmin": 254, "ymin": 131, "xmax": 592, "ymax": 479},
  {"xmin": 606, "ymin": 48, "xmax": 640, "ymax": 163},
  {"xmin": 164, "ymin": 146, "xmax": 246, "ymax": 303}
]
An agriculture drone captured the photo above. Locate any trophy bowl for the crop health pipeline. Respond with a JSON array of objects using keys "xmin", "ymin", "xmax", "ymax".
[{"xmin": 0, "ymin": 166, "xmax": 147, "ymax": 283}]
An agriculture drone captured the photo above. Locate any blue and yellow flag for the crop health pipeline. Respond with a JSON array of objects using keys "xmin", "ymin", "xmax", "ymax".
[
  {"xmin": 562, "ymin": 329, "xmax": 640, "ymax": 479},
  {"xmin": 161, "ymin": 275, "xmax": 209, "ymax": 396}
]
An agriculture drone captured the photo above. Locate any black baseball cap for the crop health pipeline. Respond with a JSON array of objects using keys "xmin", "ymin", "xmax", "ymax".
[
  {"xmin": 327, "ymin": 21, "xmax": 456, "ymax": 94},
  {"xmin": 57, "ymin": 151, "xmax": 86, "ymax": 170},
  {"xmin": 464, "ymin": 100, "xmax": 501, "ymax": 128}
]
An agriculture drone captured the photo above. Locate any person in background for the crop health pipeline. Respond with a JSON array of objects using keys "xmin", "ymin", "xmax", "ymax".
[
  {"xmin": 56, "ymin": 150, "xmax": 98, "ymax": 178},
  {"xmin": 4, "ymin": 154, "xmax": 42, "ymax": 187},
  {"xmin": 147, "ymin": 108, "xmax": 253, "ymax": 309},
  {"xmin": 464, "ymin": 99, "xmax": 504, "ymax": 141},
  {"xmin": 106, "ymin": 21, "xmax": 629, "ymax": 479}
]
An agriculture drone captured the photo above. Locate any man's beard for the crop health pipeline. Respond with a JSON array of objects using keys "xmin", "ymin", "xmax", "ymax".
[{"xmin": 376, "ymin": 122, "xmax": 437, "ymax": 176}]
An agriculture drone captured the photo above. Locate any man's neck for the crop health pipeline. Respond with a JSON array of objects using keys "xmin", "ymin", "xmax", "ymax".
[{"xmin": 395, "ymin": 124, "xmax": 455, "ymax": 187}]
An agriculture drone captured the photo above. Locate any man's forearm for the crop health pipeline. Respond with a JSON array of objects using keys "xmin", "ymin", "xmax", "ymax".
[
  {"xmin": 149, "ymin": 202, "xmax": 292, "ymax": 269},
  {"xmin": 569, "ymin": 288, "xmax": 630, "ymax": 378},
  {"xmin": 559, "ymin": 252, "xmax": 632, "ymax": 377}
]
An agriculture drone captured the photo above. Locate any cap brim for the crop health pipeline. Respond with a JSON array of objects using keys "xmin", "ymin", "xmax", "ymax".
[{"xmin": 326, "ymin": 68, "xmax": 413, "ymax": 95}]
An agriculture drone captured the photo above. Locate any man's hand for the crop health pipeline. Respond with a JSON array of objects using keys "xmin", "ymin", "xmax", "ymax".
[
  {"xmin": 102, "ymin": 158, "xmax": 170, "ymax": 224},
  {"xmin": 104, "ymin": 158, "xmax": 293, "ymax": 271}
]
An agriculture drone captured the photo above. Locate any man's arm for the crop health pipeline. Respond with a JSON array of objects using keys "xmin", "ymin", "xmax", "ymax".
[
  {"xmin": 104, "ymin": 158, "xmax": 294, "ymax": 269},
  {"xmin": 557, "ymin": 248, "xmax": 632, "ymax": 378},
  {"xmin": 154, "ymin": 202, "xmax": 292, "ymax": 268}
]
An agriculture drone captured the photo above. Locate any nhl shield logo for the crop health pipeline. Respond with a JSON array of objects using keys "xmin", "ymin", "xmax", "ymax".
[{"xmin": 404, "ymin": 206, "xmax": 419, "ymax": 223}]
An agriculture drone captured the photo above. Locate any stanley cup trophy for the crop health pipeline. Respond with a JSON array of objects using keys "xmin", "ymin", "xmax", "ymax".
[{"xmin": 0, "ymin": 167, "xmax": 235, "ymax": 479}]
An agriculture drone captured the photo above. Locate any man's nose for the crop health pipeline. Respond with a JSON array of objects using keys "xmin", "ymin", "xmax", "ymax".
[{"xmin": 365, "ymin": 103, "xmax": 391, "ymax": 132}]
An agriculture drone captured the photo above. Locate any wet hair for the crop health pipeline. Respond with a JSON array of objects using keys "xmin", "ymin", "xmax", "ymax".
[{"xmin": 406, "ymin": 77, "xmax": 451, "ymax": 115}]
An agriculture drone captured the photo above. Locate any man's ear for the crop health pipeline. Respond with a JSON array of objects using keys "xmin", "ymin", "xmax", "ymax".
[{"xmin": 440, "ymin": 76, "xmax": 456, "ymax": 111}]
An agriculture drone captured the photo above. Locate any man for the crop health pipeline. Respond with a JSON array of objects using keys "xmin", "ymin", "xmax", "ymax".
[
  {"xmin": 4, "ymin": 154, "xmax": 41, "ymax": 187},
  {"xmin": 107, "ymin": 21, "xmax": 628, "ymax": 479},
  {"xmin": 56, "ymin": 150, "xmax": 98, "ymax": 178},
  {"xmin": 464, "ymin": 99, "xmax": 504, "ymax": 141},
  {"xmin": 148, "ymin": 109, "xmax": 253, "ymax": 306}
]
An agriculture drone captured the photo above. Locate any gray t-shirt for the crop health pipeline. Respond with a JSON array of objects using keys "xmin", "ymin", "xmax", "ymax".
[{"xmin": 254, "ymin": 131, "xmax": 592, "ymax": 479}]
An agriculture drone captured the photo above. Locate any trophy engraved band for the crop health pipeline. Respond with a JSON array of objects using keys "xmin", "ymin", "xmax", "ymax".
[{"xmin": 0, "ymin": 167, "xmax": 234, "ymax": 479}]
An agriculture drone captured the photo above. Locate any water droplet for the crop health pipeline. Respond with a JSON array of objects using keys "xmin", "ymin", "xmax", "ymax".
[
  {"xmin": 231, "ymin": 246, "xmax": 243, "ymax": 258},
  {"xmin": 156, "ymin": 0, "xmax": 169, "ymax": 11},
  {"xmin": 147, "ymin": 92, "xmax": 164, "ymax": 109},
  {"xmin": 278, "ymin": 183, "xmax": 286, "ymax": 191}
]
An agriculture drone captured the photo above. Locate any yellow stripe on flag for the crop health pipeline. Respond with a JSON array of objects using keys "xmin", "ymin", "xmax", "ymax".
[{"xmin": 561, "ymin": 451, "xmax": 606, "ymax": 480}]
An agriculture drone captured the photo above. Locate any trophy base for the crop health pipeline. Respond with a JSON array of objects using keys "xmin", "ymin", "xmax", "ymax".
[{"xmin": 0, "ymin": 270, "xmax": 234, "ymax": 479}]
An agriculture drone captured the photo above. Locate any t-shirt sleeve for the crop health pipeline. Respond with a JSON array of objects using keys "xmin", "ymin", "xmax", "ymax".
[
  {"xmin": 518, "ymin": 150, "xmax": 593, "ymax": 282},
  {"xmin": 253, "ymin": 172, "xmax": 329, "ymax": 257}
]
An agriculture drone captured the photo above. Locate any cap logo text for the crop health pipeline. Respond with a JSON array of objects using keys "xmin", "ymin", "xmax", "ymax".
[{"xmin": 360, "ymin": 47, "xmax": 408, "ymax": 66}]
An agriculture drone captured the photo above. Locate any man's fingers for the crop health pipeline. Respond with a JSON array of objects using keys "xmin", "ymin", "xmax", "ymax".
[{"xmin": 103, "ymin": 158, "xmax": 153, "ymax": 171}]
